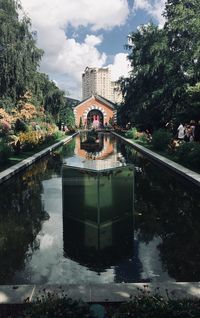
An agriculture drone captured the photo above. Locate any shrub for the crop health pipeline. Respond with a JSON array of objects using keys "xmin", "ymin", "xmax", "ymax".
[
  {"xmin": 52, "ymin": 130, "xmax": 64, "ymax": 140},
  {"xmin": 18, "ymin": 131, "xmax": 41, "ymax": 150},
  {"xmin": 138, "ymin": 133, "xmax": 149, "ymax": 144},
  {"xmin": 107, "ymin": 293, "xmax": 200, "ymax": 317},
  {"xmin": 152, "ymin": 129, "xmax": 172, "ymax": 151},
  {"xmin": 0, "ymin": 140, "xmax": 11, "ymax": 164},
  {"xmin": 125, "ymin": 128, "xmax": 138, "ymax": 139},
  {"xmin": 176, "ymin": 142, "xmax": 200, "ymax": 171},
  {"xmin": 25, "ymin": 290, "xmax": 95, "ymax": 318}
]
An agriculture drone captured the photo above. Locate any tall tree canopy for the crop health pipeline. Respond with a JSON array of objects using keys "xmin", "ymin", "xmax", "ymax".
[
  {"xmin": 121, "ymin": 0, "xmax": 200, "ymax": 129},
  {"xmin": 0, "ymin": 0, "xmax": 75, "ymax": 126},
  {"xmin": 0, "ymin": 0, "xmax": 43, "ymax": 104}
]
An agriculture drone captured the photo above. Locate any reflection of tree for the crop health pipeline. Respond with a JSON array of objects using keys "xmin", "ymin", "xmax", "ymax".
[
  {"xmin": 122, "ymin": 144, "xmax": 200, "ymax": 281},
  {"xmin": 0, "ymin": 161, "xmax": 50, "ymax": 283},
  {"xmin": 0, "ymin": 138, "xmax": 76, "ymax": 283}
]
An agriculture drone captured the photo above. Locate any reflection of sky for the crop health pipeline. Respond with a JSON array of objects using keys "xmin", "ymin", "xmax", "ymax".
[
  {"xmin": 137, "ymin": 234, "xmax": 173, "ymax": 282},
  {"xmin": 12, "ymin": 151, "xmax": 172, "ymax": 284},
  {"xmin": 16, "ymin": 177, "xmax": 115, "ymax": 284},
  {"xmin": 21, "ymin": 176, "xmax": 169, "ymax": 284}
]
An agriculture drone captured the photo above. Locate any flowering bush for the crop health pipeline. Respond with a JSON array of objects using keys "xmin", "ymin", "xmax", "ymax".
[
  {"xmin": 18, "ymin": 131, "xmax": 43, "ymax": 150},
  {"xmin": 0, "ymin": 108, "xmax": 12, "ymax": 124}
]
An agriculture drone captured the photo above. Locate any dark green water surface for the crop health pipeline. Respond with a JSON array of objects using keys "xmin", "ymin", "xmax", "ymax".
[{"xmin": 0, "ymin": 133, "xmax": 199, "ymax": 284}]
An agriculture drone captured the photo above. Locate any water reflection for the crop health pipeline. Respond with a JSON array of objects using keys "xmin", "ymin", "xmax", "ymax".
[
  {"xmin": 121, "ymin": 144, "xmax": 200, "ymax": 281},
  {"xmin": 62, "ymin": 159, "xmax": 134, "ymax": 272},
  {"xmin": 0, "ymin": 134, "xmax": 199, "ymax": 284},
  {"xmin": 0, "ymin": 160, "xmax": 50, "ymax": 283},
  {"xmin": 75, "ymin": 132, "xmax": 116, "ymax": 160}
]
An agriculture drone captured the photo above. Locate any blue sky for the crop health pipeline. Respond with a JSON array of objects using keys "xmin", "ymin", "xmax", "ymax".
[{"xmin": 21, "ymin": 0, "xmax": 165, "ymax": 99}]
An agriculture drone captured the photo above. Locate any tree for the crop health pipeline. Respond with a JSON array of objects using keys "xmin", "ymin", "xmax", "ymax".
[
  {"xmin": 120, "ymin": 0, "xmax": 200, "ymax": 129},
  {"xmin": 0, "ymin": 0, "xmax": 43, "ymax": 105},
  {"xmin": 121, "ymin": 24, "xmax": 173, "ymax": 129},
  {"xmin": 164, "ymin": 0, "xmax": 200, "ymax": 85},
  {"xmin": 44, "ymin": 87, "xmax": 65, "ymax": 123},
  {"xmin": 163, "ymin": 0, "xmax": 200, "ymax": 121}
]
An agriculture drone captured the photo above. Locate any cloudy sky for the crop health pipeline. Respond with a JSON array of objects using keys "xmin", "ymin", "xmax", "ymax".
[{"xmin": 20, "ymin": 0, "xmax": 166, "ymax": 100}]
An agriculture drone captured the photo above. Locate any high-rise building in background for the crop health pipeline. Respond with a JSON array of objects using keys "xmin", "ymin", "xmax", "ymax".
[{"xmin": 82, "ymin": 67, "xmax": 123, "ymax": 103}]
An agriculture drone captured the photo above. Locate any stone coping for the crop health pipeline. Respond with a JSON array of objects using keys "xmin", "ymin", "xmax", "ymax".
[
  {"xmin": 0, "ymin": 283, "xmax": 200, "ymax": 304},
  {"xmin": 0, "ymin": 133, "xmax": 77, "ymax": 185},
  {"xmin": 112, "ymin": 132, "xmax": 200, "ymax": 187}
]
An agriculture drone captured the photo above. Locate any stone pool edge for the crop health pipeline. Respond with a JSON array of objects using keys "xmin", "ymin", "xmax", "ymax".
[
  {"xmin": 0, "ymin": 282, "xmax": 200, "ymax": 304},
  {"xmin": 112, "ymin": 132, "xmax": 200, "ymax": 187},
  {"xmin": 0, "ymin": 133, "xmax": 78, "ymax": 185}
]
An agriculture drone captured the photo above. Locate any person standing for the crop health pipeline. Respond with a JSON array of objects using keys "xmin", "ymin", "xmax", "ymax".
[{"xmin": 177, "ymin": 123, "xmax": 185, "ymax": 141}]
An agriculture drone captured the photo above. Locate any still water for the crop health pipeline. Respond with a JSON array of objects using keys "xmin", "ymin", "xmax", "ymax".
[{"xmin": 0, "ymin": 132, "xmax": 200, "ymax": 284}]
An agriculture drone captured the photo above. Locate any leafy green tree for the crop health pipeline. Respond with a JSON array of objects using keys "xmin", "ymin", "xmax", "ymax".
[
  {"xmin": 121, "ymin": 24, "xmax": 173, "ymax": 129},
  {"xmin": 163, "ymin": 0, "xmax": 200, "ymax": 121},
  {"xmin": 120, "ymin": 0, "xmax": 200, "ymax": 129},
  {"xmin": 44, "ymin": 87, "xmax": 65, "ymax": 123},
  {"xmin": 164, "ymin": 0, "xmax": 200, "ymax": 85},
  {"xmin": 0, "ymin": 0, "xmax": 43, "ymax": 105},
  {"xmin": 59, "ymin": 102, "xmax": 75, "ymax": 128}
]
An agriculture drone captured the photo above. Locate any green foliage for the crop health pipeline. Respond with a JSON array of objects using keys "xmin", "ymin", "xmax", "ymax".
[
  {"xmin": 108, "ymin": 293, "xmax": 200, "ymax": 317},
  {"xmin": 121, "ymin": 0, "xmax": 200, "ymax": 129},
  {"xmin": 125, "ymin": 127, "xmax": 138, "ymax": 139},
  {"xmin": 138, "ymin": 133, "xmax": 149, "ymax": 144},
  {"xmin": 44, "ymin": 84, "xmax": 65, "ymax": 123},
  {"xmin": 152, "ymin": 129, "xmax": 172, "ymax": 151},
  {"xmin": 125, "ymin": 129, "xmax": 133, "ymax": 139},
  {"xmin": 61, "ymin": 105, "xmax": 75, "ymax": 129},
  {"xmin": 0, "ymin": 96, "xmax": 13, "ymax": 111},
  {"xmin": 52, "ymin": 130, "xmax": 64, "ymax": 141},
  {"xmin": 0, "ymin": 139, "xmax": 11, "ymax": 163},
  {"xmin": 25, "ymin": 290, "xmax": 95, "ymax": 318},
  {"xmin": 176, "ymin": 142, "xmax": 200, "ymax": 171},
  {"xmin": 0, "ymin": 0, "xmax": 43, "ymax": 103}
]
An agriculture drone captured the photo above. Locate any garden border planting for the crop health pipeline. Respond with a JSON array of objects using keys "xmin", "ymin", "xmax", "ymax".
[
  {"xmin": 0, "ymin": 133, "xmax": 77, "ymax": 185},
  {"xmin": 112, "ymin": 132, "xmax": 200, "ymax": 187}
]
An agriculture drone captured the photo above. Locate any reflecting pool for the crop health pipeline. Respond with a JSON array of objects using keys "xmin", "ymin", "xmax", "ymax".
[{"xmin": 0, "ymin": 132, "xmax": 199, "ymax": 284}]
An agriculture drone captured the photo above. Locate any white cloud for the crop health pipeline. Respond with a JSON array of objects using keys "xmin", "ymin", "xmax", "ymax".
[
  {"xmin": 108, "ymin": 53, "xmax": 131, "ymax": 81},
  {"xmin": 22, "ymin": 0, "xmax": 129, "ymax": 31},
  {"xmin": 133, "ymin": 0, "xmax": 166, "ymax": 27},
  {"xmin": 20, "ymin": 0, "xmax": 130, "ymax": 99}
]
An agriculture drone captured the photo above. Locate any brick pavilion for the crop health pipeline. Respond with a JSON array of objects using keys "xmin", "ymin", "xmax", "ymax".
[{"xmin": 73, "ymin": 94, "xmax": 117, "ymax": 128}]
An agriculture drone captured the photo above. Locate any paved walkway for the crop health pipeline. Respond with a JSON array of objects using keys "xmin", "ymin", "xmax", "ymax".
[
  {"xmin": 112, "ymin": 132, "xmax": 200, "ymax": 187},
  {"xmin": 0, "ymin": 133, "xmax": 77, "ymax": 185}
]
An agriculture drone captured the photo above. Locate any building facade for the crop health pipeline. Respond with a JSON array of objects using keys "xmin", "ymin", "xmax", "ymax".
[
  {"xmin": 73, "ymin": 94, "xmax": 117, "ymax": 128},
  {"xmin": 82, "ymin": 67, "xmax": 122, "ymax": 104}
]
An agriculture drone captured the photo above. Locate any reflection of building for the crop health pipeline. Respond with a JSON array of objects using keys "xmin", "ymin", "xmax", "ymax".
[
  {"xmin": 75, "ymin": 132, "xmax": 115, "ymax": 160},
  {"xmin": 62, "ymin": 159, "xmax": 134, "ymax": 271},
  {"xmin": 74, "ymin": 94, "xmax": 117, "ymax": 128}
]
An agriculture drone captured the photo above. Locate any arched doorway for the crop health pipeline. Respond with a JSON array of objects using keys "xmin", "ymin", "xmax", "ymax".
[{"xmin": 87, "ymin": 109, "xmax": 104, "ymax": 129}]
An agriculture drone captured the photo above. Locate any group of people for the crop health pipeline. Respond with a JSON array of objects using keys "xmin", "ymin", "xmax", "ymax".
[{"xmin": 177, "ymin": 120, "xmax": 200, "ymax": 142}]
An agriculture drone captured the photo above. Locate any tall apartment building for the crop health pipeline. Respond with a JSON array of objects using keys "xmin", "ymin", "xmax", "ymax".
[{"xmin": 82, "ymin": 67, "xmax": 122, "ymax": 103}]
